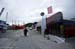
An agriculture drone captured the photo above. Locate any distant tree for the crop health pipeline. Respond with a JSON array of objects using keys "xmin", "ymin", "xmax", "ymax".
[
  {"xmin": 34, "ymin": 22, "xmax": 37, "ymax": 24},
  {"xmin": 25, "ymin": 23, "xmax": 33, "ymax": 27},
  {"xmin": 70, "ymin": 18, "xmax": 75, "ymax": 21}
]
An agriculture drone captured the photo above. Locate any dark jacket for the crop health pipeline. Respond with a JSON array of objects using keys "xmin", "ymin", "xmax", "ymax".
[{"xmin": 24, "ymin": 28, "xmax": 28, "ymax": 33}]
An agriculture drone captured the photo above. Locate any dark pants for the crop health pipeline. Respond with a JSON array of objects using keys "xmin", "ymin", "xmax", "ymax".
[{"xmin": 24, "ymin": 32, "xmax": 27, "ymax": 36}]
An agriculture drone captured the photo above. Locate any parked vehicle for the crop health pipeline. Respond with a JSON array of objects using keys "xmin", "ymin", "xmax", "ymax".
[{"xmin": 0, "ymin": 20, "xmax": 8, "ymax": 33}]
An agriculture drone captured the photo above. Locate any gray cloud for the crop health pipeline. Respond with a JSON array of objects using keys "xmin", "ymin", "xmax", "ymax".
[{"xmin": 0, "ymin": 0, "xmax": 75, "ymax": 24}]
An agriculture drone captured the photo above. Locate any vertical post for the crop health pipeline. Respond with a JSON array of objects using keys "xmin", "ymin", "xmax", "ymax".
[
  {"xmin": 0, "ymin": 8, "xmax": 5, "ymax": 16},
  {"xmin": 18, "ymin": 20, "xmax": 19, "ymax": 26},
  {"xmin": 6, "ymin": 12, "xmax": 8, "ymax": 23},
  {"xmin": 40, "ymin": 12, "xmax": 46, "ymax": 35},
  {"xmin": 15, "ymin": 20, "xmax": 16, "ymax": 25}
]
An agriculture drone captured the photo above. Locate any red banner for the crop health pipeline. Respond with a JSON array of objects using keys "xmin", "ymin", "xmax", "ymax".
[{"xmin": 47, "ymin": 6, "xmax": 52, "ymax": 14}]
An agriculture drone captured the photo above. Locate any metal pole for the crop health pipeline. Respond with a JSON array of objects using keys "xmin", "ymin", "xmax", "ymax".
[
  {"xmin": 6, "ymin": 12, "xmax": 8, "ymax": 23},
  {"xmin": 0, "ymin": 8, "xmax": 5, "ymax": 16}
]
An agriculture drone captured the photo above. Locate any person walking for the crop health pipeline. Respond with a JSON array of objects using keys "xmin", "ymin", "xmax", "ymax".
[{"xmin": 24, "ymin": 27, "xmax": 28, "ymax": 36}]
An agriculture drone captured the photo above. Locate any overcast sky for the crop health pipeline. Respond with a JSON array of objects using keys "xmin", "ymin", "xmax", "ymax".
[{"xmin": 0, "ymin": 0, "xmax": 75, "ymax": 25}]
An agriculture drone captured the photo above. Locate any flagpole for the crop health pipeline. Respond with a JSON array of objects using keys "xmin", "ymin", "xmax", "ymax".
[
  {"xmin": 0, "ymin": 8, "xmax": 5, "ymax": 16},
  {"xmin": 6, "ymin": 12, "xmax": 8, "ymax": 23}
]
